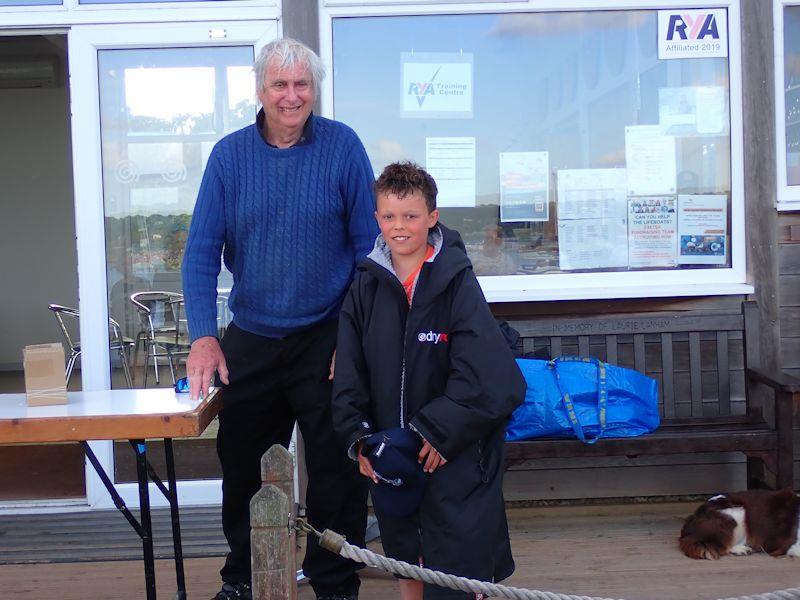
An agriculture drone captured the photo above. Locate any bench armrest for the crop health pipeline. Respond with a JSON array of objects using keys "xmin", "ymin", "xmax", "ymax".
[{"xmin": 747, "ymin": 367, "xmax": 800, "ymax": 394}]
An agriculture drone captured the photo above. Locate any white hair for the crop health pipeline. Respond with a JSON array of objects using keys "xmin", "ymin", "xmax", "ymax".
[{"xmin": 254, "ymin": 37, "xmax": 325, "ymax": 97}]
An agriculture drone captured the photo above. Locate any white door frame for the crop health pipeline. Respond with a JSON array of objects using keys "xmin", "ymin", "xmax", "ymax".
[{"xmin": 68, "ymin": 20, "xmax": 278, "ymax": 509}]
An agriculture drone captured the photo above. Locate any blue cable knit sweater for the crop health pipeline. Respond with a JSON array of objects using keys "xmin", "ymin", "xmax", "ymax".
[{"xmin": 181, "ymin": 113, "xmax": 378, "ymax": 341}]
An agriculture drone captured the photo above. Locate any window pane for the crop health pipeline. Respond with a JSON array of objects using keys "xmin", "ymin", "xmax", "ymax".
[
  {"xmin": 333, "ymin": 11, "xmax": 732, "ymax": 276},
  {"xmin": 0, "ymin": 0, "xmax": 61, "ymax": 5},
  {"xmin": 786, "ymin": 6, "xmax": 800, "ymax": 186},
  {"xmin": 81, "ymin": 0, "xmax": 233, "ymax": 3},
  {"xmin": 99, "ymin": 46, "xmax": 254, "ymax": 383}
]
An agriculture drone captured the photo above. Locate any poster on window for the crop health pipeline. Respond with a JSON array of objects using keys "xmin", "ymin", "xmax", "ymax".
[
  {"xmin": 658, "ymin": 8, "xmax": 728, "ymax": 60},
  {"xmin": 659, "ymin": 86, "xmax": 728, "ymax": 137},
  {"xmin": 499, "ymin": 151, "xmax": 549, "ymax": 222},
  {"xmin": 426, "ymin": 137, "xmax": 476, "ymax": 208},
  {"xmin": 677, "ymin": 194, "xmax": 727, "ymax": 265},
  {"xmin": 401, "ymin": 52, "xmax": 473, "ymax": 119},
  {"xmin": 625, "ymin": 125, "xmax": 677, "ymax": 196},
  {"xmin": 627, "ymin": 197, "xmax": 678, "ymax": 268},
  {"xmin": 557, "ymin": 218, "xmax": 629, "ymax": 271},
  {"xmin": 556, "ymin": 168, "xmax": 627, "ymax": 220}
]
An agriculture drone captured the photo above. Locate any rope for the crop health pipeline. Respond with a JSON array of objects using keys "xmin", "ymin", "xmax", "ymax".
[{"xmin": 296, "ymin": 519, "xmax": 800, "ymax": 600}]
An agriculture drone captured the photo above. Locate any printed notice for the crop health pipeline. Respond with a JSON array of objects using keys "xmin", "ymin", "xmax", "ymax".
[
  {"xmin": 677, "ymin": 194, "xmax": 727, "ymax": 265},
  {"xmin": 499, "ymin": 151, "xmax": 549, "ymax": 222},
  {"xmin": 402, "ymin": 52, "xmax": 473, "ymax": 118},
  {"xmin": 426, "ymin": 137, "xmax": 476, "ymax": 208},
  {"xmin": 556, "ymin": 168, "xmax": 627, "ymax": 220},
  {"xmin": 658, "ymin": 9, "xmax": 728, "ymax": 60},
  {"xmin": 625, "ymin": 125, "xmax": 677, "ymax": 196},
  {"xmin": 628, "ymin": 197, "xmax": 678, "ymax": 268},
  {"xmin": 558, "ymin": 218, "xmax": 629, "ymax": 271},
  {"xmin": 659, "ymin": 86, "xmax": 728, "ymax": 137}
]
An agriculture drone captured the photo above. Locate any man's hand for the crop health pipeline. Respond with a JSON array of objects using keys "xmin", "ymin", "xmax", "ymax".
[
  {"xmin": 418, "ymin": 438, "xmax": 447, "ymax": 474},
  {"xmin": 356, "ymin": 440, "xmax": 378, "ymax": 483},
  {"xmin": 186, "ymin": 336, "xmax": 229, "ymax": 400}
]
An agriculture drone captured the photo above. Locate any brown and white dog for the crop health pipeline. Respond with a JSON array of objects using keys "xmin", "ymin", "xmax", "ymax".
[{"xmin": 679, "ymin": 488, "xmax": 800, "ymax": 559}]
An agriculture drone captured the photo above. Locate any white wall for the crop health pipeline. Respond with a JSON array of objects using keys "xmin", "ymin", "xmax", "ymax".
[{"xmin": 0, "ymin": 39, "xmax": 78, "ymax": 369}]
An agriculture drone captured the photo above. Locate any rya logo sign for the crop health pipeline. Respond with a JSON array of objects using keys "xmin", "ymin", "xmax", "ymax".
[
  {"xmin": 665, "ymin": 13, "xmax": 719, "ymax": 41},
  {"xmin": 407, "ymin": 66, "xmax": 441, "ymax": 107},
  {"xmin": 658, "ymin": 9, "xmax": 728, "ymax": 60},
  {"xmin": 417, "ymin": 331, "xmax": 449, "ymax": 344}
]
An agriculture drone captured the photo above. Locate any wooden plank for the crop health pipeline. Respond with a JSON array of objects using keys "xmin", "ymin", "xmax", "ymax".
[
  {"xmin": 550, "ymin": 336, "xmax": 562, "ymax": 358},
  {"xmin": 578, "ymin": 335, "xmax": 590, "ymax": 356},
  {"xmin": 779, "ymin": 306, "xmax": 800, "ymax": 337},
  {"xmin": 633, "ymin": 334, "xmax": 646, "ymax": 373},
  {"xmin": 778, "ymin": 275, "xmax": 800, "ymax": 306},
  {"xmin": 717, "ymin": 332, "xmax": 731, "ymax": 416},
  {"xmin": 689, "ymin": 332, "xmax": 703, "ymax": 416},
  {"xmin": 779, "ymin": 244, "xmax": 800, "ymax": 275},
  {"xmin": 508, "ymin": 312, "xmax": 743, "ymax": 338},
  {"xmin": 661, "ymin": 333, "xmax": 675, "ymax": 419},
  {"xmin": 605, "ymin": 335, "xmax": 618, "ymax": 365}
]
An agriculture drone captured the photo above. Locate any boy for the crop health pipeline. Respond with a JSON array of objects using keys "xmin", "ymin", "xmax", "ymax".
[{"xmin": 332, "ymin": 162, "xmax": 526, "ymax": 599}]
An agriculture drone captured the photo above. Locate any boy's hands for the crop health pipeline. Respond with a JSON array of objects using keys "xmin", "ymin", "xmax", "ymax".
[
  {"xmin": 356, "ymin": 440, "xmax": 378, "ymax": 483},
  {"xmin": 418, "ymin": 438, "xmax": 447, "ymax": 473}
]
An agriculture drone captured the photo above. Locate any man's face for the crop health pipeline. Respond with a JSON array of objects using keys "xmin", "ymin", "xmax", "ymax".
[
  {"xmin": 375, "ymin": 190, "xmax": 439, "ymax": 259},
  {"xmin": 257, "ymin": 60, "xmax": 314, "ymax": 136}
]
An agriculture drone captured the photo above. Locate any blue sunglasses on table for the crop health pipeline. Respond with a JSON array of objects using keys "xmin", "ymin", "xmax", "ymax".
[{"xmin": 174, "ymin": 376, "xmax": 190, "ymax": 393}]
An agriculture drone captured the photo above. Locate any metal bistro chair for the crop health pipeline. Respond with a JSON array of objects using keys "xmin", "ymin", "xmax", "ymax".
[
  {"xmin": 47, "ymin": 303, "xmax": 134, "ymax": 388},
  {"xmin": 129, "ymin": 291, "xmax": 191, "ymax": 387}
]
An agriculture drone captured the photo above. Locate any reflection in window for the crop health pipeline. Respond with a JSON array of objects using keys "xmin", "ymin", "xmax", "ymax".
[
  {"xmin": 786, "ymin": 6, "xmax": 800, "ymax": 186},
  {"xmin": 99, "ymin": 46, "xmax": 254, "ymax": 357},
  {"xmin": 332, "ymin": 11, "xmax": 732, "ymax": 277},
  {"xmin": 0, "ymin": 0, "xmax": 60, "ymax": 4}
]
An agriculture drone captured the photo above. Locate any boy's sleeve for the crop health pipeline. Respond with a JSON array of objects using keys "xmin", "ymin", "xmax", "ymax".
[
  {"xmin": 332, "ymin": 275, "xmax": 376, "ymax": 459},
  {"xmin": 409, "ymin": 270, "xmax": 526, "ymax": 460}
]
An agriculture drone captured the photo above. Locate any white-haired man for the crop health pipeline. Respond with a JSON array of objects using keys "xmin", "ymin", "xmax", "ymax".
[{"xmin": 182, "ymin": 37, "xmax": 375, "ymax": 600}]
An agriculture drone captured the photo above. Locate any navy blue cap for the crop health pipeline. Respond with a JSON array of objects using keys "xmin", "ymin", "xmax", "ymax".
[{"xmin": 362, "ymin": 427, "xmax": 427, "ymax": 518}]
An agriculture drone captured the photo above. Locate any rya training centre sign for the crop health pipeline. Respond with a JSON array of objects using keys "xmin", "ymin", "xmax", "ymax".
[
  {"xmin": 401, "ymin": 52, "xmax": 473, "ymax": 119},
  {"xmin": 657, "ymin": 8, "xmax": 728, "ymax": 60}
]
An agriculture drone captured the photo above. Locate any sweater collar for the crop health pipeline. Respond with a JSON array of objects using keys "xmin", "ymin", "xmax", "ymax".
[{"xmin": 256, "ymin": 108, "xmax": 314, "ymax": 148}]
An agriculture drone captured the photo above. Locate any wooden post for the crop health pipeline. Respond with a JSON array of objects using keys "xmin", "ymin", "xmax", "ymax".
[{"xmin": 251, "ymin": 445, "xmax": 297, "ymax": 600}]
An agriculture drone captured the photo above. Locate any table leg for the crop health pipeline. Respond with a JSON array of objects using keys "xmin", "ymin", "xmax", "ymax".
[
  {"xmin": 131, "ymin": 439, "xmax": 157, "ymax": 600},
  {"xmin": 164, "ymin": 438, "xmax": 187, "ymax": 600}
]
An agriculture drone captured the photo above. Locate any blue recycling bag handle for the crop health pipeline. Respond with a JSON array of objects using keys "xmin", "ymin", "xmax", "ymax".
[{"xmin": 550, "ymin": 356, "xmax": 607, "ymax": 444}]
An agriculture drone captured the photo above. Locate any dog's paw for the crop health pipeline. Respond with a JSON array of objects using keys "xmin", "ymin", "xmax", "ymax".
[
  {"xmin": 730, "ymin": 544, "xmax": 753, "ymax": 556},
  {"xmin": 786, "ymin": 544, "xmax": 800, "ymax": 558}
]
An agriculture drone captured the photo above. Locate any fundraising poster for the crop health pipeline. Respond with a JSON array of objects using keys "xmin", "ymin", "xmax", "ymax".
[
  {"xmin": 677, "ymin": 194, "xmax": 727, "ymax": 265},
  {"xmin": 627, "ymin": 197, "xmax": 678, "ymax": 268},
  {"xmin": 425, "ymin": 137, "xmax": 476, "ymax": 208},
  {"xmin": 499, "ymin": 151, "xmax": 549, "ymax": 222},
  {"xmin": 625, "ymin": 125, "xmax": 677, "ymax": 196},
  {"xmin": 556, "ymin": 168, "xmax": 627, "ymax": 220},
  {"xmin": 557, "ymin": 218, "xmax": 629, "ymax": 271}
]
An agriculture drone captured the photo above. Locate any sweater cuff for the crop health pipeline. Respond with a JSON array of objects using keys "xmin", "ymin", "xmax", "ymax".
[{"xmin": 189, "ymin": 319, "xmax": 219, "ymax": 342}]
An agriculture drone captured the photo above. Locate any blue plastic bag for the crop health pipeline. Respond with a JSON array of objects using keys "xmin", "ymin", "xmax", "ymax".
[{"xmin": 505, "ymin": 357, "xmax": 660, "ymax": 443}]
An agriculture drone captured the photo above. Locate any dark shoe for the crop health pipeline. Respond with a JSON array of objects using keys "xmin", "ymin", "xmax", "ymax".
[
  {"xmin": 212, "ymin": 582, "xmax": 252, "ymax": 600},
  {"xmin": 316, "ymin": 595, "xmax": 356, "ymax": 600}
]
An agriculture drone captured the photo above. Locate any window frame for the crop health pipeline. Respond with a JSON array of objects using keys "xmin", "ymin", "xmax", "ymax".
[
  {"xmin": 320, "ymin": 0, "xmax": 750, "ymax": 302},
  {"xmin": 775, "ymin": 0, "xmax": 800, "ymax": 208}
]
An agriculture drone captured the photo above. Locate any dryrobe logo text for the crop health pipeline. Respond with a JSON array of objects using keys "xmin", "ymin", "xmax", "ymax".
[
  {"xmin": 658, "ymin": 9, "xmax": 727, "ymax": 60},
  {"xmin": 407, "ymin": 67, "xmax": 441, "ymax": 108},
  {"xmin": 417, "ymin": 331, "xmax": 449, "ymax": 344}
]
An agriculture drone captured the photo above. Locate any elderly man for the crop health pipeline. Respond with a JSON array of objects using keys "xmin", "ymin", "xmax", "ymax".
[{"xmin": 181, "ymin": 38, "xmax": 376, "ymax": 600}]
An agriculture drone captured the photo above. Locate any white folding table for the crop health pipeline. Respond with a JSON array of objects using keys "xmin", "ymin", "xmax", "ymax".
[{"xmin": 0, "ymin": 388, "xmax": 221, "ymax": 600}]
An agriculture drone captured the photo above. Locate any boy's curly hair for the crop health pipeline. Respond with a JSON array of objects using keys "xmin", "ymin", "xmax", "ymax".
[{"xmin": 374, "ymin": 161, "xmax": 438, "ymax": 213}]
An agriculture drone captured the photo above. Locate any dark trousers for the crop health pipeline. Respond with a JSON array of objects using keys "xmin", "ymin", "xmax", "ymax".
[{"xmin": 217, "ymin": 319, "xmax": 368, "ymax": 597}]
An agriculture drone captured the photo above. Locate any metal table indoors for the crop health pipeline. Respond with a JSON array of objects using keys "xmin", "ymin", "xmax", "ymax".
[{"xmin": 0, "ymin": 388, "xmax": 221, "ymax": 600}]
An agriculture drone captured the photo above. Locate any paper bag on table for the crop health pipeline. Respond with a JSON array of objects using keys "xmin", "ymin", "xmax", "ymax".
[{"xmin": 23, "ymin": 343, "xmax": 67, "ymax": 406}]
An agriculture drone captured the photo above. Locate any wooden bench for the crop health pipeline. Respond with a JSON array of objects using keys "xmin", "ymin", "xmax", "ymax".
[{"xmin": 504, "ymin": 301, "xmax": 800, "ymax": 490}]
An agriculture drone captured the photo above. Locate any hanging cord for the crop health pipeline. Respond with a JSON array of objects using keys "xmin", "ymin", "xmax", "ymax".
[{"xmin": 294, "ymin": 519, "xmax": 800, "ymax": 600}]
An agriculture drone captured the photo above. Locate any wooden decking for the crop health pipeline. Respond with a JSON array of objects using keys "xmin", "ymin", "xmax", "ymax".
[{"xmin": 1, "ymin": 503, "xmax": 798, "ymax": 599}]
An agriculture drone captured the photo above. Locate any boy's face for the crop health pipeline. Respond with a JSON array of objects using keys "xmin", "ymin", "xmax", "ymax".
[{"xmin": 375, "ymin": 190, "xmax": 439, "ymax": 259}]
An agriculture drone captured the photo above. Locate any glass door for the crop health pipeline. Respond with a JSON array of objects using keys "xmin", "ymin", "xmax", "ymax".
[{"xmin": 68, "ymin": 20, "xmax": 277, "ymax": 508}]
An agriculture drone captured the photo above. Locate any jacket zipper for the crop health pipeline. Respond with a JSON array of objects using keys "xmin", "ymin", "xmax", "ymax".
[{"xmin": 399, "ymin": 300, "xmax": 411, "ymax": 428}]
